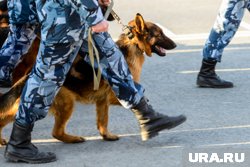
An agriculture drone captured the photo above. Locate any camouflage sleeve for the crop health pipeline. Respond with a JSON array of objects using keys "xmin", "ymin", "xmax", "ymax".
[{"xmin": 69, "ymin": 0, "xmax": 104, "ymax": 26}]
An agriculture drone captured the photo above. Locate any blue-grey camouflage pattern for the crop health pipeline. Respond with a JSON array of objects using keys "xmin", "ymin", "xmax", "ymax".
[
  {"xmin": 83, "ymin": 32, "xmax": 144, "ymax": 108},
  {"xmin": 7, "ymin": 0, "xmax": 38, "ymax": 24},
  {"xmin": 203, "ymin": 0, "xmax": 250, "ymax": 62},
  {"xmin": 0, "ymin": 0, "xmax": 38, "ymax": 82},
  {"xmin": 15, "ymin": 0, "xmax": 144, "ymax": 125},
  {"xmin": 0, "ymin": 24, "xmax": 37, "ymax": 81}
]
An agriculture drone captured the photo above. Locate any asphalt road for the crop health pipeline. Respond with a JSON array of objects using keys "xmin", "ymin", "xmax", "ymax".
[{"xmin": 1, "ymin": 0, "xmax": 250, "ymax": 166}]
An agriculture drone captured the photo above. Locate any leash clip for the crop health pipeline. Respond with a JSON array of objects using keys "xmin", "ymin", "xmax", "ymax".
[
  {"xmin": 122, "ymin": 25, "xmax": 134, "ymax": 39},
  {"xmin": 104, "ymin": 1, "xmax": 134, "ymax": 40}
]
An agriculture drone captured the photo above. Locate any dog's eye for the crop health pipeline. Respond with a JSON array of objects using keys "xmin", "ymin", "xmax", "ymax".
[
  {"xmin": 155, "ymin": 31, "xmax": 164, "ymax": 38},
  {"xmin": 154, "ymin": 33, "xmax": 161, "ymax": 37},
  {"xmin": 149, "ymin": 32, "xmax": 158, "ymax": 37}
]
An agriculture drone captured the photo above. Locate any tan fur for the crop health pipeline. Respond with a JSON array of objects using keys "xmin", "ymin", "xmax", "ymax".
[
  {"xmin": 0, "ymin": 14, "xmax": 176, "ymax": 144},
  {"xmin": 0, "ymin": 9, "xmax": 8, "ymax": 28}
]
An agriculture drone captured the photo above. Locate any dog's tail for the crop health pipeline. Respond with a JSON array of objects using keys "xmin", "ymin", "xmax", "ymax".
[{"xmin": 0, "ymin": 75, "xmax": 28, "ymax": 117}]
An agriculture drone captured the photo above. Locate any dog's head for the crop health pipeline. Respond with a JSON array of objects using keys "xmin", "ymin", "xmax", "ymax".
[{"xmin": 128, "ymin": 13, "xmax": 176, "ymax": 57}]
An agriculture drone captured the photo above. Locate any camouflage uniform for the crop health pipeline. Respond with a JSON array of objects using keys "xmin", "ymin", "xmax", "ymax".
[
  {"xmin": 15, "ymin": 0, "xmax": 144, "ymax": 125},
  {"xmin": 203, "ymin": 0, "xmax": 250, "ymax": 62},
  {"xmin": 0, "ymin": 0, "xmax": 38, "ymax": 82}
]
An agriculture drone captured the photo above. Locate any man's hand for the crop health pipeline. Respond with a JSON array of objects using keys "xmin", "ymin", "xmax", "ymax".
[
  {"xmin": 98, "ymin": 0, "xmax": 111, "ymax": 6},
  {"xmin": 91, "ymin": 20, "xmax": 109, "ymax": 33}
]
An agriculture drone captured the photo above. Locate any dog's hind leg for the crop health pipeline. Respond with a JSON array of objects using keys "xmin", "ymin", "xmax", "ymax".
[
  {"xmin": 51, "ymin": 88, "xmax": 85, "ymax": 143},
  {"xmin": 0, "ymin": 126, "xmax": 7, "ymax": 145},
  {"xmin": 0, "ymin": 97, "xmax": 19, "ymax": 145},
  {"xmin": 96, "ymin": 99, "xmax": 119, "ymax": 141},
  {"xmin": 0, "ymin": 115, "xmax": 15, "ymax": 145}
]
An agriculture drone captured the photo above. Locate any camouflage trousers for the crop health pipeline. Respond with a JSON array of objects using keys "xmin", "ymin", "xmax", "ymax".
[
  {"xmin": 0, "ymin": 23, "xmax": 37, "ymax": 82},
  {"xmin": 0, "ymin": 0, "xmax": 38, "ymax": 82},
  {"xmin": 2, "ymin": 0, "xmax": 144, "ymax": 125},
  {"xmin": 16, "ymin": 32, "xmax": 144, "ymax": 125},
  {"xmin": 203, "ymin": 0, "xmax": 250, "ymax": 62}
]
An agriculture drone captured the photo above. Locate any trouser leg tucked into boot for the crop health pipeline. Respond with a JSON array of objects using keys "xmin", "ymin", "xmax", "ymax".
[
  {"xmin": 4, "ymin": 122, "xmax": 57, "ymax": 164},
  {"xmin": 196, "ymin": 59, "xmax": 233, "ymax": 88},
  {"xmin": 132, "ymin": 97, "xmax": 186, "ymax": 141}
]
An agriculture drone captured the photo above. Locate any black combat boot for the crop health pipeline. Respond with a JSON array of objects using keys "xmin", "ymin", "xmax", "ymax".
[
  {"xmin": 196, "ymin": 59, "xmax": 233, "ymax": 88},
  {"xmin": 132, "ymin": 97, "xmax": 186, "ymax": 141},
  {"xmin": 4, "ymin": 122, "xmax": 57, "ymax": 164}
]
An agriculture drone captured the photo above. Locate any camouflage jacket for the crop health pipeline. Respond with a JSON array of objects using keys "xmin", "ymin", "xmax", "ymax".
[{"xmin": 8, "ymin": 0, "xmax": 103, "ymax": 27}]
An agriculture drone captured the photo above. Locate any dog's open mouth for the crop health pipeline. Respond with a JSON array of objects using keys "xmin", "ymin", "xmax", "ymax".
[{"xmin": 152, "ymin": 45, "xmax": 167, "ymax": 56}]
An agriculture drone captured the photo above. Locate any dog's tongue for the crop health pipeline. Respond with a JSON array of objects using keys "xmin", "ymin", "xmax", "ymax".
[{"xmin": 156, "ymin": 46, "xmax": 166, "ymax": 54}]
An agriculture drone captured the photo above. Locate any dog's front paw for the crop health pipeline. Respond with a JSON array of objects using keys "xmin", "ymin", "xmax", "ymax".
[
  {"xmin": 102, "ymin": 132, "xmax": 119, "ymax": 141},
  {"xmin": 53, "ymin": 133, "xmax": 86, "ymax": 143}
]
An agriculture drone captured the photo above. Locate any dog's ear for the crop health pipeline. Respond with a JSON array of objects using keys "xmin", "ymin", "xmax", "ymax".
[
  {"xmin": 134, "ymin": 13, "xmax": 152, "ymax": 56},
  {"xmin": 135, "ymin": 13, "xmax": 145, "ymax": 34}
]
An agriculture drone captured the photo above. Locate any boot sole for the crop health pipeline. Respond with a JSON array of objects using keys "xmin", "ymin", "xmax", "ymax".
[
  {"xmin": 197, "ymin": 84, "xmax": 234, "ymax": 88},
  {"xmin": 5, "ymin": 152, "xmax": 57, "ymax": 164},
  {"xmin": 197, "ymin": 81, "xmax": 234, "ymax": 88},
  {"xmin": 141, "ymin": 116, "xmax": 187, "ymax": 141}
]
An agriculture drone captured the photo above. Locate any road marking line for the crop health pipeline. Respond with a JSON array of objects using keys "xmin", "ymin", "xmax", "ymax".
[
  {"xmin": 151, "ymin": 24, "xmax": 250, "ymax": 41},
  {"xmin": 178, "ymin": 68, "xmax": 250, "ymax": 74},
  {"xmin": 173, "ymin": 33, "xmax": 209, "ymax": 41},
  {"xmin": 0, "ymin": 124, "xmax": 247, "ymax": 147},
  {"xmin": 168, "ymin": 46, "xmax": 250, "ymax": 54},
  {"xmin": 154, "ymin": 141, "xmax": 250, "ymax": 149},
  {"xmin": 113, "ymin": 31, "xmax": 250, "ymax": 41},
  {"xmin": 173, "ymin": 31, "xmax": 250, "ymax": 41},
  {"xmin": 32, "ymin": 138, "xmax": 250, "ymax": 149},
  {"xmin": 167, "ymin": 124, "xmax": 250, "ymax": 133},
  {"xmin": 202, "ymin": 141, "xmax": 250, "ymax": 147},
  {"xmin": 154, "ymin": 125, "xmax": 250, "ymax": 149}
]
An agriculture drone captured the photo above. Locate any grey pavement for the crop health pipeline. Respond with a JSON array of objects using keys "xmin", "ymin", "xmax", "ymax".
[{"xmin": 1, "ymin": 0, "xmax": 250, "ymax": 167}]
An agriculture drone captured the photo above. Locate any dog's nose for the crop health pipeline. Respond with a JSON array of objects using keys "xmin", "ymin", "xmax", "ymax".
[
  {"xmin": 164, "ymin": 36, "xmax": 177, "ymax": 50},
  {"xmin": 167, "ymin": 41, "xmax": 177, "ymax": 50},
  {"xmin": 172, "ymin": 42, "xmax": 177, "ymax": 49}
]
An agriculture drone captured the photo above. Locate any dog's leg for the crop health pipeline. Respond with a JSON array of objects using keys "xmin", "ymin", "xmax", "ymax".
[
  {"xmin": 0, "ymin": 97, "xmax": 19, "ymax": 145},
  {"xmin": 0, "ymin": 115, "xmax": 15, "ymax": 145},
  {"xmin": 0, "ymin": 126, "xmax": 7, "ymax": 145},
  {"xmin": 0, "ymin": 127, "xmax": 7, "ymax": 145},
  {"xmin": 96, "ymin": 99, "xmax": 119, "ymax": 141},
  {"xmin": 51, "ymin": 89, "xmax": 85, "ymax": 143}
]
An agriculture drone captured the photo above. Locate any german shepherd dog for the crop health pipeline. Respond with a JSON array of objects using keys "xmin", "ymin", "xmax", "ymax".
[{"xmin": 0, "ymin": 13, "xmax": 176, "ymax": 145}]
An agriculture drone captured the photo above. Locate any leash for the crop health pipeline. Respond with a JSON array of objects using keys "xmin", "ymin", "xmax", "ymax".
[
  {"xmin": 87, "ymin": 29, "xmax": 102, "ymax": 90},
  {"xmin": 87, "ymin": 0, "xmax": 113, "ymax": 90},
  {"xmin": 86, "ymin": 0, "xmax": 114, "ymax": 91},
  {"xmin": 87, "ymin": 0, "xmax": 133, "ymax": 90},
  {"xmin": 110, "ymin": 10, "xmax": 134, "ymax": 39},
  {"xmin": 104, "ymin": 1, "xmax": 134, "ymax": 39}
]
